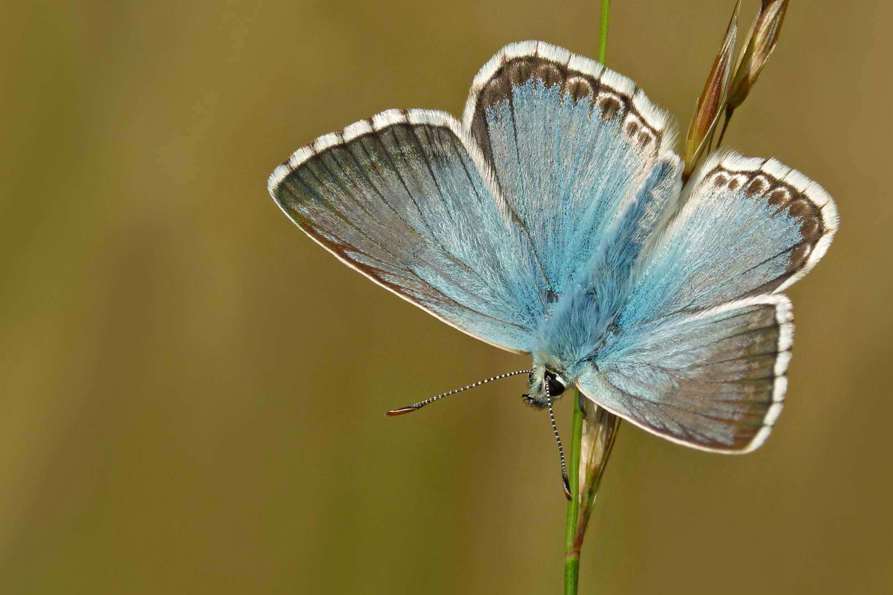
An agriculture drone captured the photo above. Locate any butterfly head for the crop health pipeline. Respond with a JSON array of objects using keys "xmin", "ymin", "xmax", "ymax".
[{"xmin": 522, "ymin": 365, "xmax": 568, "ymax": 409}]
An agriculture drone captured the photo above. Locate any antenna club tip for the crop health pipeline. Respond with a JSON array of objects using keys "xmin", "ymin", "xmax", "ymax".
[
  {"xmin": 562, "ymin": 475, "xmax": 572, "ymax": 501},
  {"xmin": 386, "ymin": 406, "xmax": 419, "ymax": 417}
]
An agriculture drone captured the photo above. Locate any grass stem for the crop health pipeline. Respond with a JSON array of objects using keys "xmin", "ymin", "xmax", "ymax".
[
  {"xmin": 563, "ymin": 391, "xmax": 585, "ymax": 594},
  {"xmin": 599, "ymin": 0, "xmax": 611, "ymax": 64},
  {"xmin": 562, "ymin": 7, "xmax": 611, "ymax": 593}
]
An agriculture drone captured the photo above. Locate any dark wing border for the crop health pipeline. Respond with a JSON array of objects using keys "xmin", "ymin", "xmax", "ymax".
[{"xmin": 462, "ymin": 40, "xmax": 678, "ymax": 167}]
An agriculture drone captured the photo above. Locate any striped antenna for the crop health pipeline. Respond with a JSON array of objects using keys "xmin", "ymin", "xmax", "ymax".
[
  {"xmin": 386, "ymin": 368, "xmax": 532, "ymax": 416},
  {"xmin": 545, "ymin": 379, "xmax": 571, "ymax": 500}
]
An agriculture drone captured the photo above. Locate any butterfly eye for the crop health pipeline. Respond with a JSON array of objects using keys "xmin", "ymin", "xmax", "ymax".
[{"xmin": 544, "ymin": 371, "xmax": 566, "ymax": 397}]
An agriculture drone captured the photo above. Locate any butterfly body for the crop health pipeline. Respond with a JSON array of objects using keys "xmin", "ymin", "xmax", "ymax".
[{"xmin": 270, "ymin": 41, "xmax": 837, "ymax": 453}]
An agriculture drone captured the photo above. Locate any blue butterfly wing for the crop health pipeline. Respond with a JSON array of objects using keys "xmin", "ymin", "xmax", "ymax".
[
  {"xmin": 574, "ymin": 153, "xmax": 838, "ymax": 451},
  {"xmin": 463, "ymin": 41, "xmax": 679, "ymax": 296},
  {"xmin": 620, "ymin": 152, "xmax": 839, "ymax": 326},
  {"xmin": 268, "ymin": 109, "xmax": 546, "ymax": 353},
  {"xmin": 577, "ymin": 295, "xmax": 793, "ymax": 452}
]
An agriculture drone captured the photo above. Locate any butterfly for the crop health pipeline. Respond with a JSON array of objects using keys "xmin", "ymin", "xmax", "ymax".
[{"xmin": 268, "ymin": 41, "xmax": 837, "ymax": 458}]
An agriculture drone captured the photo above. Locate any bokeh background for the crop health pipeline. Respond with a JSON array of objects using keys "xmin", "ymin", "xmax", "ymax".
[{"xmin": 2, "ymin": 1, "xmax": 890, "ymax": 593}]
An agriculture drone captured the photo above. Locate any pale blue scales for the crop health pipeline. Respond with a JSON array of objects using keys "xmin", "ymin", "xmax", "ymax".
[
  {"xmin": 269, "ymin": 41, "xmax": 838, "ymax": 452},
  {"xmin": 480, "ymin": 77, "xmax": 664, "ymax": 295}
]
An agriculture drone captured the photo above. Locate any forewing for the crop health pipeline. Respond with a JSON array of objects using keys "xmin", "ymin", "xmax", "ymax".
[
  {"xmin": 463, "ymin": 41, "xmax": 680, "ymax": 294},
  {"xmin": 268, "ymin": 109, "xmax": 547, "ymax": 353},
  {"xmin": 577, "ymin": 296, "xmax": 792, "ymax": 452},
  {"xmin": 620, "ymin": 152, "xmax": 839, "ymax": 327}
]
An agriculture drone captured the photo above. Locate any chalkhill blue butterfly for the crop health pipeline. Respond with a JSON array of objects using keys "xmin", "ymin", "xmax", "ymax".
[{"xmin": 268, "ymin": 41, "xmax": 837, "ymax": 476}]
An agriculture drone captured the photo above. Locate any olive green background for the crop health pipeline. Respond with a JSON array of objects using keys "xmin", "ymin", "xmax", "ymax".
[{"xmin": 1, "ymin": 1, "xmax": 890, "ymax": 593}]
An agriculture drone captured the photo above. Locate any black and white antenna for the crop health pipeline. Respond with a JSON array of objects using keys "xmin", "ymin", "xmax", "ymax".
[
  {"xmin": 545, "ymin": 378, "xmax": 571, "ymax": 499},
  {"xmin": 386, "ymin": 368, "xmax": 533, "ymax": 416}
]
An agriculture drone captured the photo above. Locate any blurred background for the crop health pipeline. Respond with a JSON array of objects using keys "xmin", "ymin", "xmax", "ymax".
[{"xmin": 1, "ymin": 1, "xmax": 890, "ymax": 593}]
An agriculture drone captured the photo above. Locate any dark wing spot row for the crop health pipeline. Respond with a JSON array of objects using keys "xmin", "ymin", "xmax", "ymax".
[
  {"xmin": 470, "ymin": 53, "xmax": 665, "ymax": 163},
  {"xmin": 705, "ymin": 163, "xmax": 829, "ymax": 278}
]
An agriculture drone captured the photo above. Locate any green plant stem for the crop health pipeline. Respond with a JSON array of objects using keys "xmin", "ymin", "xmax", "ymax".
[
  {"xmin": 599, "ymin": 0, "xmax": 611, "ymax": 63},
  {"xmin": 563, "ymin": 391, "xmax": 585, "ymax": 595},
  {"xmin": 563, "ymin": 7, "xmax": 611, "ymax": 594}
]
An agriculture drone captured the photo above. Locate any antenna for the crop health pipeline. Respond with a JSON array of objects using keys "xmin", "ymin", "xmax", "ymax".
[
  {"xmin": 386, "ymin": 368, "xmax": 532, "ymax": 416},
  {"xmin": 545, "ymin": 379, "xmax": 572, "ymax": 500}
]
